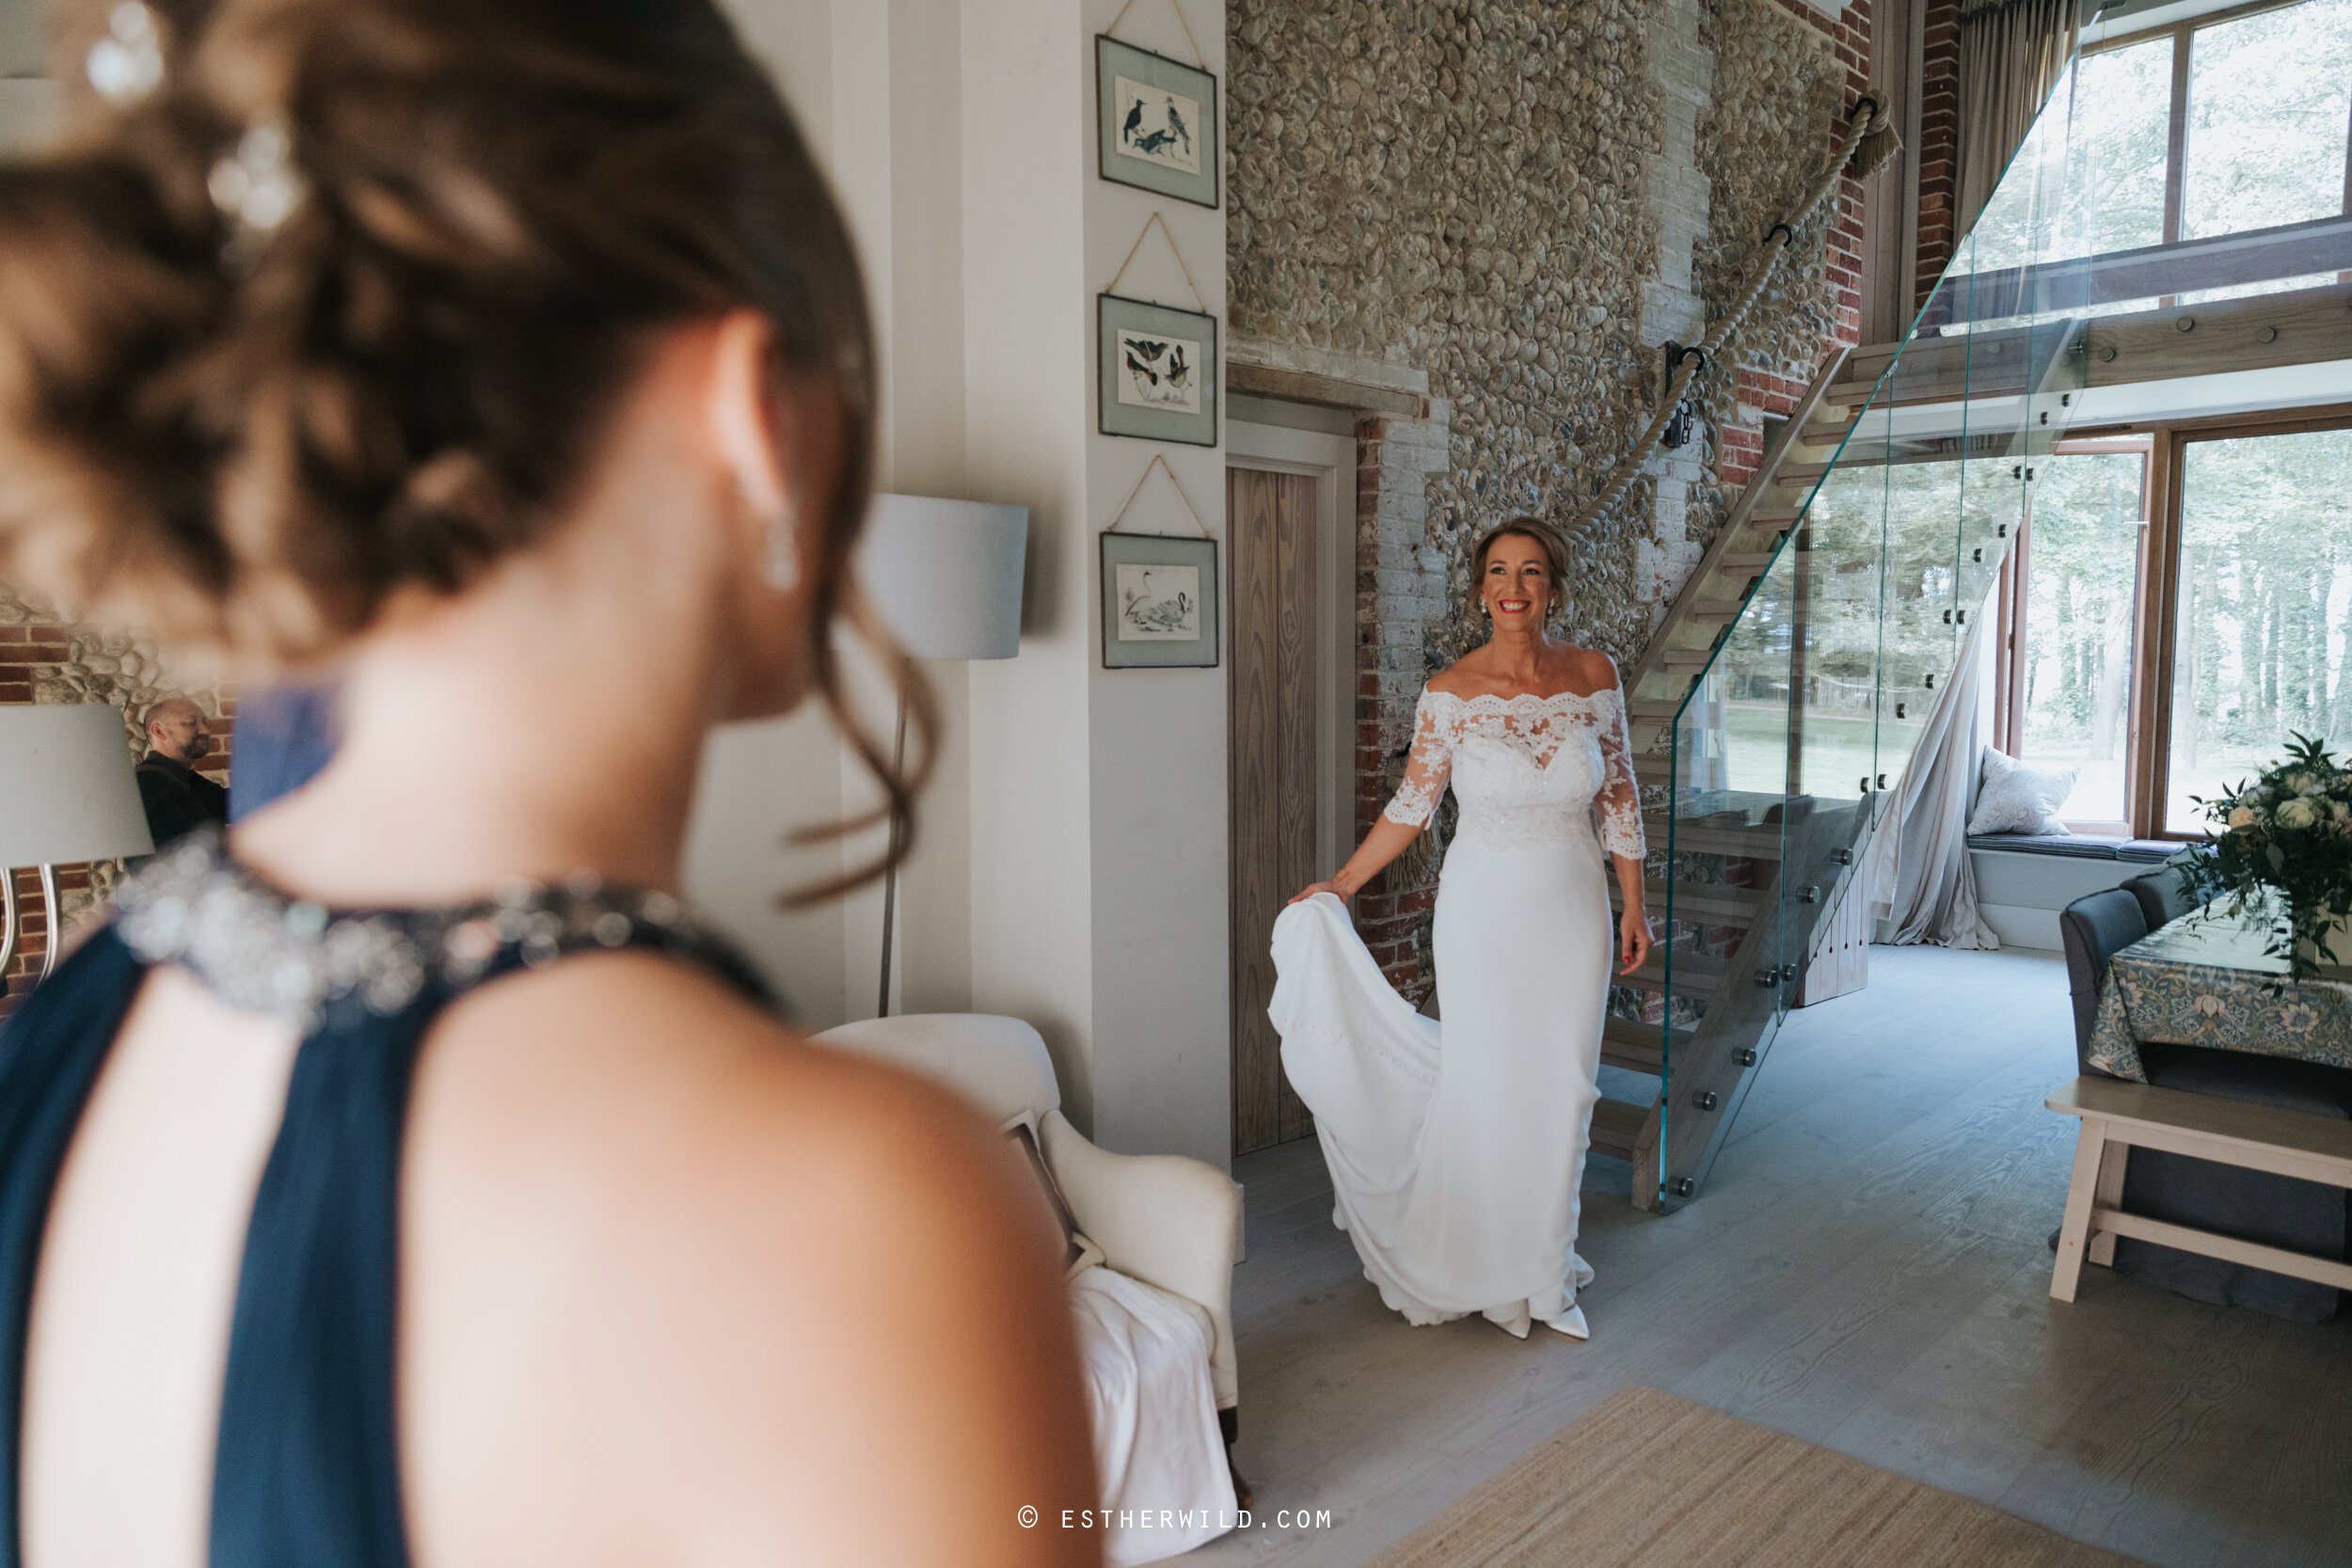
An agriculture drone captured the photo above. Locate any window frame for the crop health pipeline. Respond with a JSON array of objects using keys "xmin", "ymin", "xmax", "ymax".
[
  {"xmin": 1994, "ymin": 404, "xmax": 2352, "ymax": 838},
  {"xmin": 2081, "ymin": 0, "xmax": 2352, "ymax": 253},
  {"xmin": 1992, "ymin": 436, "xmax": 2156, "ymax": 835},
  {"xmin": 2134, "ymin": 405, "xmax": 2352, "ymax": 837}
]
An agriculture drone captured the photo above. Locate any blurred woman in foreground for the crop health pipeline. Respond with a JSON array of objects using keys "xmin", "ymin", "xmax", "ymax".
[{"xmin": 0, "ymin": 2, "xmax": 1097, "ymax": 1563}]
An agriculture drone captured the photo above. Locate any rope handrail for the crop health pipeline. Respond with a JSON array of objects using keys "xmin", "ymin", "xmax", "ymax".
[{"xmin": 1560, "ymin": 98, "xmax": 1900, "ymax": 549}]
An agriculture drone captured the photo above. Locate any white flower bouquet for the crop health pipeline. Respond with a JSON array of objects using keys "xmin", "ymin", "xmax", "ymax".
[{"xmin": 2181, "ymin": 734, "xmax": 2352, "ymax": 979}]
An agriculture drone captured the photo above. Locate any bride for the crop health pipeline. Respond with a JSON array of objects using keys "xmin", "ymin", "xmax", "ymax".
[{"xmin": 1273, "ymin": 518, "xmax": 1651, "ymax": 1341}]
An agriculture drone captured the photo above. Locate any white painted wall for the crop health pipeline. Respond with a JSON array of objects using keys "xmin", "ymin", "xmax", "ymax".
[
  {"xmin": 699, "ymin": 0, "xmax": 1233, "ymax": 1167},
  {"xmin": 1074, "ymin": 1, "xmax": 1230, "ymax": 1167},
  {"xmin": 0, "ymin": 0, "xmax": 59, "ymax": 151}
]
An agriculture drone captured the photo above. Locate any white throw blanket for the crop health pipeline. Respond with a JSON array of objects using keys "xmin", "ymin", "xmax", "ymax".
[{"xmin": 1070, "ymin": 1267, "xmax": 1236, "ymax": 1566}]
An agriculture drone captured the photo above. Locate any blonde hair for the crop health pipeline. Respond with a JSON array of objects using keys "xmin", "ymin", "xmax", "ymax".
[{"xmin": 1469, "ymin": 517, "xmax": 1571, "ymax": 612}]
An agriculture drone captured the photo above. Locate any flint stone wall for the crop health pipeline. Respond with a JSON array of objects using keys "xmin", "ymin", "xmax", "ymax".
[{"xmin": 1230, "ymin": 0, "xmax": 1858, "ymax": 999}]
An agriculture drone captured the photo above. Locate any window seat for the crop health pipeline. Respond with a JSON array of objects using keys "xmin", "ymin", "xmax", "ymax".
[
  {"xmin": 1967, "ymin": 834, "xmax": 2187, "ymax": 951},
  {"xmin": 1965, "ymin": 832, "xmax": 2183, "ymax": 864}
]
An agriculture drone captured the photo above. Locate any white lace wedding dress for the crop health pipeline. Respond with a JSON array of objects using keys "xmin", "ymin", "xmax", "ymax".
[{"xmin": 1268, "ymin": 685, "xmax": 1646, "ymax": 1337}]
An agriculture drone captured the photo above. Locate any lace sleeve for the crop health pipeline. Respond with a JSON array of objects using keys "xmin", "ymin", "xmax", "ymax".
[
  {"xmin": 1594, "ymin": 686, "xmax": 1647, "ymax": 860},
  {"xmin": 1381, "ymin": 692, "xmax": 1454, "ymax": 829}
]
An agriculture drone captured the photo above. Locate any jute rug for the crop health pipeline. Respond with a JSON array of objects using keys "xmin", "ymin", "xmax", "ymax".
[{"xmin": 1366, "ymin": 1386, "xmax": 2144, "ymax": 1567}]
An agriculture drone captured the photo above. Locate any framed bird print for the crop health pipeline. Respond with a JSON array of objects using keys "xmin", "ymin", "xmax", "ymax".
[
  {"xmin": 1099, "ymin": 293, "xmax": 1218, "ymax": 447},
  {"xmin": 1100, "ymin": 531, "xmax": 1219, "ymax": 669},
  {"xmin": 1095, "ymin": 35, "xmax": 1219, "ymax": 209}
]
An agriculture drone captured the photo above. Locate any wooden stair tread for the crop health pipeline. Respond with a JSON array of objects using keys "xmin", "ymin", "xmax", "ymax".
[
  {"xmin": 1618, "ymin": 950, "xmax": 1729, "ymax": 996},
  {"xmin": 1611, "ymin": 879, "xmax": 1766, "ymax": 921},
  {"xmin": 1650, "ymin": 820, "xmax": 1786, "ymax": 859},
  {"xmin": 1587, "ymin": 1095, "xmax": 1653, "ymax": 1162},
  {"xmin": 1599, "ymin": 1017, "xmax": 1685, "ymax": 1075}
]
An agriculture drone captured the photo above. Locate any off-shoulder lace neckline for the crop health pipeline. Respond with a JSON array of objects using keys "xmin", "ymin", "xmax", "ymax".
[{"xmin": 1422, "ymin": 687, "xmax": 1621, "ymax": 708}]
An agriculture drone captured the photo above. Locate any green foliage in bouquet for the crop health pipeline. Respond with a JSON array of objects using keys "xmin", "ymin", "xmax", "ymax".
[{"xmin": 2175, "ymin": 734, "xmax": 2352, "ymax": 980}]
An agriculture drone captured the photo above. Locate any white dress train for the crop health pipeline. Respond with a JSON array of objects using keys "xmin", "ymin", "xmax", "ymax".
[{"xmin": 1268, "ymin": 686, "xmax": 1646, "ymax": 1338}]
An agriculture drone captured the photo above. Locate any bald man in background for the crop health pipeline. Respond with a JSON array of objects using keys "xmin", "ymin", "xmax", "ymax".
[{"xmin": 135, "ymin": 697, "xmax": 229, "ymax": 850}]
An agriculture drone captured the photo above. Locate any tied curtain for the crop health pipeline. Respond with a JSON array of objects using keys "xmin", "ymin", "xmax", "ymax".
[
  {"xmin": 1955, "ymin": 0, "xmax": 2086, "ymax": 235},
  {"xmin": 1862, "ymin": 614, "xmax": 1999, "ymax": 949}
]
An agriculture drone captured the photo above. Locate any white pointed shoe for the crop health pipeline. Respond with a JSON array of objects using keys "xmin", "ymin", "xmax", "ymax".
[{"xmin": 1545, "ymin": 1304, "xmax": 1589, "ymax": 1341}]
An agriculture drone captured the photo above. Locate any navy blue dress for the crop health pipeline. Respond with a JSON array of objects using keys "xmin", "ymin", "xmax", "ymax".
[{"xmin": 0, "ymin": 832, "xmax": 772, "ymax": 1568}]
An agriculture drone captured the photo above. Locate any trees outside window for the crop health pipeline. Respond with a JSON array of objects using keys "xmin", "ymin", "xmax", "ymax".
[
  {"xmin": 1964, "ymin": 0, "xmax": 2352, "ymax": 298},
  {"xmin": 1985, "ymin": 414, "xmax": 2352, "ymax": 839},
  {"xmin": 2003, "ymin": 449, "xmax": 2148, "ymax": 830},
  {"xmin": 2182, "ymin": 0, "xmax": 2352, "ymax": 241},
  {"xmin": 2163, "ymin": 426, "xmax": 2352, "ymax": 831}
]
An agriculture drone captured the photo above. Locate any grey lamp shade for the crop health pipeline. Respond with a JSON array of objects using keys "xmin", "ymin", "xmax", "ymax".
[
  {"xmin": 0, "ymin": 703, "xmax": 154, "ymax": 866},
  {"xmin": 855, "ymin": 494, "xmax": 1028, "ymax": 661}
]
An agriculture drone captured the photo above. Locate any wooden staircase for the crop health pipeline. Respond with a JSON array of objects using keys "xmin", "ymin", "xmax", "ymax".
[{"xmin": 1584, "ymin": 324, "xmax": 2082, "ymax": 1209}]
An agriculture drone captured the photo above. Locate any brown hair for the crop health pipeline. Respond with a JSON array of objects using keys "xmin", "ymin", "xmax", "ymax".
[
  {"xmin": 1469, "ymin": 517, "xmax": 1571, "ymax": 614},
  {"xmin": 0, "ymin": 0, "xmax": 930, "ymax": 900}
]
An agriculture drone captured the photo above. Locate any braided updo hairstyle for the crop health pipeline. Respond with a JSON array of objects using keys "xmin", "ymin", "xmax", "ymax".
[{"xmin": 0, "ymin": 0, "xmax": 932, "ymax": 899}]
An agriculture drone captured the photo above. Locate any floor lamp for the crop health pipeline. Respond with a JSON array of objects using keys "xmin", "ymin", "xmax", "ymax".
[
  {"xmin": 856, "ymin": 494, "xmax": 1028, "ymax": 1018},
  {"xmin": 0, "ymin": 704, "xmax": 155, "ymax": 990}
]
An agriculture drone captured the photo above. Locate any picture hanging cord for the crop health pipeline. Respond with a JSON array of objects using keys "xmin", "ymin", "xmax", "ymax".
[
  {"xmin": 1103, "ymin": 0, "xmax": 1206, "ymax": 70},
  {"xmin": 1107, "ymin": 453, "xmax": 1214, "ymax": 539},
  {"xmin": 1104, "ymin": 210, "xmax": 1210, "ymax": 315}
]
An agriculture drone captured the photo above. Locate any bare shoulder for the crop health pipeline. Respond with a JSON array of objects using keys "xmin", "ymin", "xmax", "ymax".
[
  {"xmin": 1425, "ymin": 653, "xmax": 1488, "ymax": 697},
  {"xmin": 1565, "ymin": 644, "xmax": 1621, "ymax": 693},
  {"xmin": 412, "ymin": 951, "xmax": 1012, "ymax": 1206},
  {"xmin": 401, "ymin": 954, "xmax": 1097, "ymax": 1566},
  {"xmin": 1424, "ymin": 662, "xmax": 1467, "ymax": 697}
]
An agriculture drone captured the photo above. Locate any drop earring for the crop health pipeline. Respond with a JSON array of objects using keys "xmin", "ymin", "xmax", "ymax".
[{"xmin": 764, "ymin": 498, "xmax": 801, "ymax": 591}]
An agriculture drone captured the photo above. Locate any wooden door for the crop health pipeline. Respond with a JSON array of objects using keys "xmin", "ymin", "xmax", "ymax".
[{"xmin": 1229, "ymin": 467, "xmax": 1319, "ymax": 1154}]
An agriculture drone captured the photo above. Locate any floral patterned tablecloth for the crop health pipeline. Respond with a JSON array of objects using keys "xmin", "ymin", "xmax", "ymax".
[{"xmin": 2087, "ymin": 906, "xmax": 2352, "ymax": 1081}]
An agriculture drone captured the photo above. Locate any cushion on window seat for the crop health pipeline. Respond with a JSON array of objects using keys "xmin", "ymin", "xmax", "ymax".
[
  {"xmin": 1969, "ymin": 832, "xmax": 2120, "ymax": 860},
  {"xmin": 1969, "ymin": 748, "xmax": 2080, "ymax": 835},
  {"xmin": 1967, "ymin": 832, "xmax": 2185, "ymax": 864}
]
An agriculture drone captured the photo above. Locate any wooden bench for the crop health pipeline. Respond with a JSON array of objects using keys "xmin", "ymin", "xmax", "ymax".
[{"xmin": 2047, "ymin": 1074, "xmax": 2352, "ymax": 1302}]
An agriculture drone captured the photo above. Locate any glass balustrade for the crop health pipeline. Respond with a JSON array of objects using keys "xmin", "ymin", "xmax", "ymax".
[{"xmin": 1647, "ymin": 23, "xmax": 2146, "ymax": 1205}]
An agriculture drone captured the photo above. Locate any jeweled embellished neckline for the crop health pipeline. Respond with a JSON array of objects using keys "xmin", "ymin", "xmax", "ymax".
[{"xmin": 113, "ymin": 829, "xmax": 771, "ymax": 1031}]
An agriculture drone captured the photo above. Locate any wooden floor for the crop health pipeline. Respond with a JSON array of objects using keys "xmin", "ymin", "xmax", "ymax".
[{"xmin": 1200, "ymin": 945, "xmax": 2352, "ymax": 1568}]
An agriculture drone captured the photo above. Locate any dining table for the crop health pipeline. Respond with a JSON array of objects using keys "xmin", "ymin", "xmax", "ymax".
[{"xmin": 2087, "ymin": 901, "xmax": 2352, "ymax": 1082}]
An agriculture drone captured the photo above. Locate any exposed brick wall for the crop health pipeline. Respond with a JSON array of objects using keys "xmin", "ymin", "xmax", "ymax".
[
  {"xmin": 1915, "ymin": 0, "xmax": 1963, "ymax": 311},
  {"xmin": 0, "ymin": 610, "xmax": 233, "ymax": 1019},
  {"xmin": 1717, "ymin": 0, "xmax": 1877, "ymax": 489},
  {"xmin": 1350, "ymin": 408, "xmax": 1453, "ymax": 1002}
]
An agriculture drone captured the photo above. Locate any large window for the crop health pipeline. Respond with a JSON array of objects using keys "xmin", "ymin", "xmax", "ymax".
[
  {"xmin": 1993, "ymin": 414, "xmax": 2352, "ymax": 838},
  {"xmin": 2162, "ymin": 426, "xmax": 2352, "ymax": 832},
  {"xmin": 2182, "ymin": 0, "xmax": 2352, "ymax": 240},
  {"xmin": 1995, "ymin": 446, "xmax": 2150, "ymax": 830},
  {"xmin": 1966, "ymin": 0, "xmax": 2352, "ymax": 280}
]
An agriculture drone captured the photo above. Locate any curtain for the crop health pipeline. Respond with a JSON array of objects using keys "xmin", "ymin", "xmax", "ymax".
[
  {"xmin": 1863, "ymin": 614, "xmax": 2000, "ymax": 949},
  {"xmin": 1955, "ymin": 0, "xmax": 2085, "ymax": 236}
]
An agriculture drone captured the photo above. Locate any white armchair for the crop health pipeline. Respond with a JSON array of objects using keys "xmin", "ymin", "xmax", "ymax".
[{"xmin": 815, "ymin": 1014, "xmax": 1245, "ymax": 1562}]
